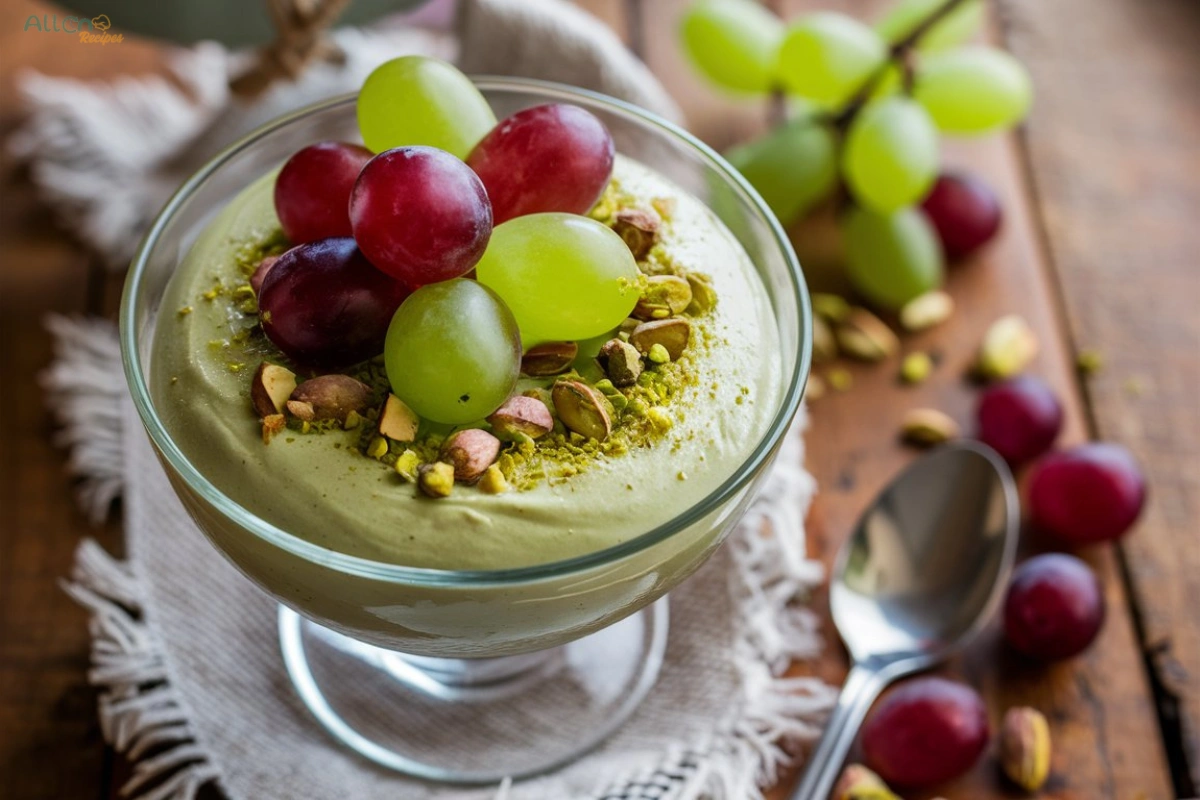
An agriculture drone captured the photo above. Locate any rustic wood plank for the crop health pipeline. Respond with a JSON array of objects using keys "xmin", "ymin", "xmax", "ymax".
[
  {"xmin": 1001, "ymin": 0, "xmax": 1200, "ymax": 791},
  {"xmin": 0, "ymin": 4, "xmax": 167, "ymax": 797},
  {"xmin": 0, "ymin": 136, "xmax": 123, "ymax": 800},
  {"xmin": 743, "ymin": 1, "xmax": 1175, "ymax": 797}
]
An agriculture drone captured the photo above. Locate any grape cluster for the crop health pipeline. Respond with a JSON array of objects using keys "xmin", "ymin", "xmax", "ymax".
[
  {"xmin": 262, "ymin": 55, "xmax": 637, "ymax": 425},
  {"xmin": 682, "ymin": 0, "xmax": 1031, "ymax": 309}
]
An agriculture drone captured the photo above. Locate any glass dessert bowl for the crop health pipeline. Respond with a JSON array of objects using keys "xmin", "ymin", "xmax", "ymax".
[{"xmin": 122, "ymin": 76, "xmax": 810, "ymax": 782}]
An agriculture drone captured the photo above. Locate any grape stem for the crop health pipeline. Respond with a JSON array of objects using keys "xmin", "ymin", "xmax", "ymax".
[{"xmin": 830, "ymin": 0, "xmax": 976, "ymax": 129}]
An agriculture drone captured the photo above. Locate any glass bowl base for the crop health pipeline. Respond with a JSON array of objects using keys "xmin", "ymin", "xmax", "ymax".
[{"xmin": 278, "ymin": 600, "xmax": 669, "ymax": 783}]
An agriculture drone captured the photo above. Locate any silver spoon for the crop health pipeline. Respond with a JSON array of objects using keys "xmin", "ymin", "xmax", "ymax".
[{"xmin": 792, "ymin": 440, "xmax": 1018, "ymax": 800}]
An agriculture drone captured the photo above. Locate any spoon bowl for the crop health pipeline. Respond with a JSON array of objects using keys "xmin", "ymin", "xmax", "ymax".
[{"xmin": 793, "ymin": 440, "xmax": 1018, "ymax": 799}]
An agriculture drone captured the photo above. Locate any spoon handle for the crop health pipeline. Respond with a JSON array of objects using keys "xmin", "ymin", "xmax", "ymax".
[{"xmin": 790, "ymin": 663, "xmax": 887, "ymax": 800}]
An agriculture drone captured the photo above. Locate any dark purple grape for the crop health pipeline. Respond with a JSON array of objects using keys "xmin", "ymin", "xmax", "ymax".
[
  {"xmin": 921, "ymin": 172, "xmax": 1002, "ymax": 261},
  {"xmin": 1028, "ymin": 443, "xmax": 1146, "ymax": 544},
  {"xmin": 467, "ymin": 103, "xmax": 615, "ymax": 224},
  {"xmin": 258, "ymin": 237, "xmax": 410, "ymax": 369},
  {"xmin": 976, "ymin": 375, "xmax": 1064, "ymax": 465},
  {"xmin": 1004, "ymin": 553, "xmax": 1105, "ymax": 660},
  {"xmin": 274, "ymin": 141, "xmax": 372, "ymax": 244},
  {"xmin": 862, "ymin": 677, "xmax": 989, "ymax": 787},
  {"xmin": 349, "ymin": 146, "xmax": 492, "ymax": 287}
]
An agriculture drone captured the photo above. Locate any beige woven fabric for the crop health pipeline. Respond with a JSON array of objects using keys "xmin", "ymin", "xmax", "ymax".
[{"xmin": 36, "ymin": 1, "xmax": 836, "ymax": 797}]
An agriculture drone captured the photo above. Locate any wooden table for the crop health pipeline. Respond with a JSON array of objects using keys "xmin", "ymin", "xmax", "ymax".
[{"xmin": 2, "ymin": 0, "xmax": 1197, "ymax": 797}]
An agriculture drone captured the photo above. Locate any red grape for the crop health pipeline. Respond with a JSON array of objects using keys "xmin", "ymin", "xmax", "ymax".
[
  {"xmin": 350, "ymin": 146, "xmax": 492, "ymax": 286},
  {"xmin": 258, "ymin": 237, "xmax": 410, "ymax": 369},
  {"xmin": 274, "ymin": 142, "xmax": 372, "ymax": 244},
  {"xmin": 466, "ymin": 104, "xmax": 615, "ymax": 225},
  {"xmin": 1027, "ymin": 443, "xmax": 1146, "ymax": 544},
  {"xmin": 920, "ymin": 172, "xmax": 1002, "ymax": 261},
  {"xmin": 1004, "ymin": 553, "xmax": 1105, "ymax": 660},
  {"xmin": 976, "ymin": 375, "xmax": 1063, "ymax": 465},
  {"xmin": 862, "ymin": 677, "xmax": 989, "ymax": 787}
]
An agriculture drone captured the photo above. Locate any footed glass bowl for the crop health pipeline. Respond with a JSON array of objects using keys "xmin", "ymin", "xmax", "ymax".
[{"xmin": 121, "ymin": 78, "xmax": 810, "ymax": 783}]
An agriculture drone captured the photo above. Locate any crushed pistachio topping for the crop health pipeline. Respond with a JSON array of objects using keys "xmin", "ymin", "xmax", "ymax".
[{"xmin": 203, "ymin": 179, "xmax": 739, "ymax": 496}]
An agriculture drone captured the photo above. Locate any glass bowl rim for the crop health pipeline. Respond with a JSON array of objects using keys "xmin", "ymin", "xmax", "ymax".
[{"xmin": 120, "ymin": 76, "xmax": 812, "ymax": 587}]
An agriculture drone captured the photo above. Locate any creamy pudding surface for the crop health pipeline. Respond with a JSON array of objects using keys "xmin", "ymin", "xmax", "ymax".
[{"xmin": 151, "ymin": 156, "xmax": 782, "ymax": 570}]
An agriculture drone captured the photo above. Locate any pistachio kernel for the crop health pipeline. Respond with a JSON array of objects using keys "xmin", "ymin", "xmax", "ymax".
[
  {"xmin": 900, "ymin": 351, "xmax": 933, "ymax": 384},
  {"xmin": 832, "ymin": 764, "xmax": 899, "ymax": 800},
  {"xmin": 827, "ymin": 367, "xmax": 853, "ymax": 392},
  {"xmin": 417, "ymin": 462, "xmax": 455, "ymax": 498},
  {"xmin": 977, "ymin": 315, "xmax": 1039, "ymax": 380},
  {"xmin": 478, "ymin": 464, "xmax": 510, "ymax": 495},
  {"xmin": 1000, "ymin": 706, "xmax": 1052, "ymax": 792},
  {"xmin": 812, "ymin": 292, "xmax": 851, "ymax": 323},
  {"xmin": 611, "ymin": 207, "xmax": 661, "ymax": 260},
  {"xmin": 632, "ymin": 274, "xmax": 693, "ymax": 320},
  {"xmin": 487, "ymin": 395, "xmax": 554, "ymax": 441},
  {"xmin": 377, "ymin": 393, "xmax": 419, "ymax": 442},
  {"xmin": 394, "ymin": 449, "xmax": 420, "ymax": 482},
  {"xmin": 630, "ymin": 318, "xmax": 690, "ymax": 361},
  {"xmin": 647, "ymin": 343, "xmax": 671, "ymax": 364},
  {"xmin": 552, "ymin": 380, "xmax": 612, "ymax": 441},
  {"xmin": 440, "ymin": 429, "xmax": 502, "ymax": 483},
  {"xmin": 290, "ymin": 375, "xmax": 374, "ymax": 423},
  {"xmin": 812, "ymin": 316, "xmax": 838, "ymax": 363},
  {"xmin": 685, "ymin": 272, "xmax": 718, "ymax": 314},
  {"xmin": 899, "ymin": 290, "xmax": 954, "ymax": 332},
  {"xmin": 837, "ymin": 308, "xmax": 899, "ymax": 362},
  {"xmin": 250, "ymin": 362, "xmax": 297, "ymax": 418},
  {"xmin": 520, "ymin": 341, "xmax": 578, "ymax": 377},
  {"xmin": 900, "ymin": 408, "xmax": 960, "ymax": 447},
  {"xmin": 366, "ymin": 435, "xmax": 389, "ymax": 459},
  {"xmin": 596, "ymin": 338, "xmax": 644, "ymax": 387}
]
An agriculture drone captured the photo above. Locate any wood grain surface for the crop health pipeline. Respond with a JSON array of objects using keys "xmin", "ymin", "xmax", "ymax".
[{"xmin": 0, "ymin": 0, "xmax": 1195, "ymax": 797}]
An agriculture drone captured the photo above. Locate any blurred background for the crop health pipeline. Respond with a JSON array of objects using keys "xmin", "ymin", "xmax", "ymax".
[{"xmin": 1, "ymin": 0, "xmax": 1197, "ymax": 797}]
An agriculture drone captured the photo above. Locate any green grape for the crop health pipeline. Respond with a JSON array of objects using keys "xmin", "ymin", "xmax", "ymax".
[
  {"xmin": 680, "ymin": 0, "xmax": 784, "ymax": 93},
  {"xmin": 476, "ymin": 213, "xmax": 639, "ymax": 344},
  {"xmin": 876, "ymin": 0, "xmax": 985, "ymax": 52},
  {"xmin": 726, "ymin": 119, "xmax": 838, "ymax": 224},
  {"xmin": 843, "ymin": 97, "xmax": 939, "ymax": 213},
  {"xmin": 357, "ymin": 56, "xmax": 497, "ymax": 158},
  {"xmin": 384, "ymin": 279, "xmax": 520, "ymax": 424},
  {"xmin": 842, "ymin": 206, "xmax": 943, "ymax": 309},
  {"xmin": 914, "ymin": 46, "xmax": 1033, "ymax": 134},
  {"xmin": 777, "ymin": 13, "xmax": 887, "ymax": 105}
]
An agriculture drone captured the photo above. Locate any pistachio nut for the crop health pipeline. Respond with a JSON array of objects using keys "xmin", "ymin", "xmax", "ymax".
[
  {"xmin": 261, "ymin": 413, "xmax": 286, "ymax": 445},
  {"xmin": 611, "ymin": 207, "xmax": 661, "ymax": 260},
  {"xmin": 478, "ymin": 464, "xmax": 510, "ymax": 494},
  {"xmin": 831, "ymin": 764, "xmax": 899, "ymax": 800},
  {"xmin": 685, "ymin": 272, "xmax": 718, "ymax": 314},
  {"xmin": 487, "ymin": 395, "xmax": 553, "ymax": 441},
  {"xmin": 630, "ymin": 318, "xmax": 690, "ymax": 361},
  {"xmin": 812, "ymin": 292, "xmax": 851, "ymax": 323},
  {"xmin": 394, "ymin": 449, "xmax": 420, "ymax": 482},
  {"xmin": 1000, "ymin": 706, "xmax": 1051, "ymax": 792},
  {"xmin": 977, "ymin": 314, "xmax": 1039, "ymax": 380},
  {"xmin": 900, "ymin": 408, "xmax": 960, "ymax": 446},
  {"xmin": 377, "ymin": 393, "xmax": 419, "ymax": 442},
  {"xmin": 900, "ymin": 351, "xmax": 933, "ymax": 384},
  {"xmin": 899, "ymin": 290, "xmax": 954, "ymax": 332},
  {"xmin": 837, "ymin": 308, "xmax": 899, "ymax": 362},
  {"xmin": 632, "ymin": 274, "xmax": 693, "ymax": 320},
  {"xmin": 250, "ymin": 362, "xmax": 297, "ymax": 418},
  {"xmin": 552, "ymin": 380, "xmax": 612, "ymax": 441},
  {"xmin": 440, "ymin": 428, "xmax": 502, "ymax": 483},
  {"xmin": 596, "ymin": 338, "xmax": 643, "ymax": 387},
  {"xmin": 812, "ymin": 316, "xmax": 838, "ymax": 363},
  {"xmin": 520, "ymin": 341, "xmax": 578, "ymax": 377},
  {"xmin": 290, "ymin": 375, "xmax": 374, "ymax": 423},
  {"xmin": 417, "ymin": 461, "xmax": 455, "ymax": 498}
]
